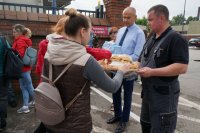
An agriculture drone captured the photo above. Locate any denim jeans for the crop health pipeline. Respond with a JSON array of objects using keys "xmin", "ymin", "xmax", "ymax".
[{"xmin": 19, "ymin": 71, "xmax": 34, "ymax": 106}]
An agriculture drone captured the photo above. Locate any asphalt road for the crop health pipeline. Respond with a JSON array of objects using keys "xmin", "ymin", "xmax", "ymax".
[{"xmin": 5, "ymin": 48, "xmax": 200, "ymax": 133}]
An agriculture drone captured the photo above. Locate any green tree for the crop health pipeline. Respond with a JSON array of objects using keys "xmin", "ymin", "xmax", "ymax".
[
  {"xmin": 136, "ymin": 16, "xmax": 147, "ymax": 26},
  {"xmin": 186, "ymin": 16, "xmax": 198, "ymax": 24},
  {"xmin": 170, "ymin": 14, "xmax": 185, "ymax": 25}
]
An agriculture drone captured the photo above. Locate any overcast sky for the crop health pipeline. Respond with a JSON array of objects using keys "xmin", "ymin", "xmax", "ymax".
[{"xmin": 66, "ymin": 0, "xmax": 200, "ymax": 19}]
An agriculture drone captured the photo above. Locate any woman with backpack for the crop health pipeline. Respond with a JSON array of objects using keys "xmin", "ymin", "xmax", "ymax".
[
  {"xmin": 12, "ymin": 24, "xmax": 35, "ymax": 114},
  {"xmin": 37, "ymin": 8, "xmax": 131, "ymax": 133}
]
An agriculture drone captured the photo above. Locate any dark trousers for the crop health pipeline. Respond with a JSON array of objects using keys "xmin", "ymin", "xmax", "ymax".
[
  {"xmin": 140, "ymin": 79, "xmax": 179, "ymax": 133},
  {"xmin": 7, "ymin": 80, "xmax": 16, "ymax": 103},
  {"xmin": 0, "ymin": 76, "xmax": 8, "ymax": 119},
  {"xmin": 34, "ymin": 122, "xmax": 47, "ymax": 133},
  {"xmin": 112, "ymin": 79, "xmax": 134, "ymax": 122}
]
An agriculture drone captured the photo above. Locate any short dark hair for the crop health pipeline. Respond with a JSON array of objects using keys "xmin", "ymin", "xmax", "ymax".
[
  {"xmin": 64, "ymin": 8, "xmax": 90, "ymax": 36},
  {"xmin": 148, "ymin": 4, "xmax": 169, "ymax": 20}
]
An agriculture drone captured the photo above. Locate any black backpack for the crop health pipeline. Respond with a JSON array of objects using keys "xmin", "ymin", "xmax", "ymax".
[{"xmin": 0, "ymin": 36, "xmax": 23, "ymax": 79}]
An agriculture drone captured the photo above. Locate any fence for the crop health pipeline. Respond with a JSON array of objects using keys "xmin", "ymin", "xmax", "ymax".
[{"xmin": 0, "ymin": 2, "xmax": 106, "ymax": 18}]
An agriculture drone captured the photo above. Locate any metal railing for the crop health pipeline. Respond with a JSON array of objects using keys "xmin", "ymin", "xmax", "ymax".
[{"xmin": 0, "ymin": 2, "xmax": 106, "ymax": 18}]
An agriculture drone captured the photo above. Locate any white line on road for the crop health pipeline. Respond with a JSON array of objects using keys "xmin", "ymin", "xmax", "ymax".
[
  {"xmin": 132, "ymin": 103, "xmax": 142, "ymax": 108},
  {"xmin": 133, "ymin": 92, "xmax": 141, "ymax": 96},
  {"xmin": 133, "ymin": 92, "xmax": 200, "ymax": 111},
  {"xmin": 91, "ymin": 87, "xmax": 200, "ymax": 124},
  {"xmin": 178, "ymin": 114, "xmax": 200, "ymax": 123},
  {"xmin": 178, "ymin": 102, "xmax": 194, "ymax": 108},
  {"xmin": 93, "ymin": 125, "xmax": 112, "ymax": 133},
  {"xmin": 179, "ymin": 97, "xmax": 200, "ymax": 111},
  {"xmin": 91, "ymin": 86, "xmax": 140, "ymax": 122}
]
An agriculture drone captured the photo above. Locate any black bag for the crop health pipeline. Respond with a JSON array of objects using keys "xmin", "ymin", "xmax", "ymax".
[{"xmin": 0, "ymin": 36, "xmax": 23, "ymax": 79}]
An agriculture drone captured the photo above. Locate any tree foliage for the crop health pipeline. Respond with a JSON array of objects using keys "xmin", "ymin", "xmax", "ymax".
[
  {"xmin": 170, "ymin": 14, "xmax": 185, "ymax": 25},
  {"xmin": 136, "ymin": 14, "xmax": 198, "ymax": 27},
  {"xmin": 186, "ymin": 16, "xmax": 198, "ymax": 24},
  {"xmin": 136, "ymin": 16, "xmax": 147, "ymax": 26}
]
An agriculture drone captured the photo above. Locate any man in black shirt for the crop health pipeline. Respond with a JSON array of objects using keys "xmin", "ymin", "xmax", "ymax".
[{"xmin": 137, "ymin": 4, "xmax": 189, "ymax": 133}]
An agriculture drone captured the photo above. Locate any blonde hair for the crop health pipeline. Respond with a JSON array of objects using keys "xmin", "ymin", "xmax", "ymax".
[
  {"xmin": 52, "ymin": 16, "xmax": 68, "ymax": 34},
  {"xmin": 24, "ymin": 28, "xmax": 32, "ymax": 38}
]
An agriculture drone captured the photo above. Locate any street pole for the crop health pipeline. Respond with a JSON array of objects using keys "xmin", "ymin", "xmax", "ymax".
[
  {"xmin": 181, "ymin": 0, "xmax": 186, "ymax": 33},
  {"xmin": 52, "ymin": 0, "xmax": 57, "ymax": 15}
]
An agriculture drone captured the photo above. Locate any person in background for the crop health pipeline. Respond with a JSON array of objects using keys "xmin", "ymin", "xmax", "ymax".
[
  {"xmin": 92, "ymin": 34, "xmax": 100, "ymax": 48},
  {"xmin": 102, "ymin": 26, "xmax": 122, "ymax": 54},
  {"xmin": 137, "ymin": 4, "xmax": 189, "ymax": 133},
  {"xmin": 0, "ymin": 35, "xmax": 9, "ymax": 131},
  {"xmin": 102, "ymin": 26, "xmax": 119, "ymax": 111},
  {"xmin": 40, "ymin": 8, "xmax": 131, "ymax": 133},
  {"xmin": 143, "ymin": 30, "xmax": 148, "ymax": 40},
  {"xmin": 12, "ymin": 24, "xmax": 35, "ymax": 114},
  {"xmin": 106, "ymin": 7, "xmax": 145, "ymax": 133},
  {"xmin": 1, "ymin": 35, "xmax": 18, "ymax": 109},
  {"xmin": 35, "ymin": 39, "xmax": 48, "ymax": 83},
  {"xmin": 88, "ymin": 31, "xmax": 94, "ymax": 47},
  {"xmin": 34, "ymin": 16, "xmax": 68, "ymax": 133},
  {"xmin": 35, "ymin": 16, "xmax": 68, "ymax": 84},
  {"xmin": 2, "ymin": 36, "xmax": 18, "ymax": 108},
  {"xmin": 24, "ymin": 28, "xmax": 32, "ymax": 38}
]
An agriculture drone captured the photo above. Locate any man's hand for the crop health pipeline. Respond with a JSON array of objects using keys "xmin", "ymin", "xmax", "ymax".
[{"xmin": 137, "ymin": 67, "xmax": 153, "ymax": 78}]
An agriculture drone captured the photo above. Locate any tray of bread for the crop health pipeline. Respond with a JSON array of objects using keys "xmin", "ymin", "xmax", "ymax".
[{"xmin": 98, "ymin": 54, "xmax": 138, "ymax": 72}]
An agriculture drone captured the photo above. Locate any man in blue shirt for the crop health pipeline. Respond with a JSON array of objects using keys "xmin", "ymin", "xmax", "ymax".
[{"xmin": 107, "ymin": 7, "xmax": 145, "ymax": 133}]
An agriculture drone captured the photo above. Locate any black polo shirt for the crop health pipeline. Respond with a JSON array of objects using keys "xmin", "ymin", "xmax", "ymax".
[{"xmin": 139, "ymin": 27, "xmax": 189, "ymax": 81}]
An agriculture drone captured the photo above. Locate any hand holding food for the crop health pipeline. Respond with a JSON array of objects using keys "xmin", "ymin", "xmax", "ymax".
[{"xmin": 118, "ymin": 63, "xmax": 131, "ymax": 74}]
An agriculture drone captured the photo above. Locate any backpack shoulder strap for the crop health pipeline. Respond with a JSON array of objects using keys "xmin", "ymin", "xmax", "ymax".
[
  {"xmin": 42, "ymin": 53, "xmax": 91, "ymax": 85},
  {"xmin": 52, "ymin": 60, "xmax": 75, "ymax": 84},
  {"xmin": 53, "ymin": 53, "xmax": 91, "ymax": 84},
  {"xmin": 41, "ymin": 60, "xmax": 75, "ymax": 85},
  {"xmin": 65, "ymin": 81, "xmax": 88, "ymax": 111},
  {"xmin": 153, "ymin": 29, "xmax": 174, "ymax": 55}
]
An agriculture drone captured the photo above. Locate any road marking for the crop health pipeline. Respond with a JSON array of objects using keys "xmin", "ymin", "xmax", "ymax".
[
  {"xmin": 133, "ymin": 92, "xmax": 200, "ymax": 111},
  {"xmin": 93, "ymin": 125, "xmax": 112, "ymax": 133},
  {"xmin": 178, "ymin": 102, "xmax": 194, "ymax": 108},
  {"xmin": 91, "ymin": 86, "xmax": 140, "ymax": 122},
  {"xmin": 132, "ymin": 103, "xmax": 142, "ymax": 108},
  {"xmin": 91, "ymin": 87, "xmax": 200, "ymax": 124},
  {"xmin": 175, "ymin": 131, "xmax": 183, "ymax": 133},
  {"xmin": 133, "ymin": 92, "xmax": 141, "ymax": 96},
  {"xmin": 178, "ymin": 114, "xmax": 200, "ymax": 123},
  {"xmin": 179, "ymin": 97, "xmax": 200, "ymax": 111}
]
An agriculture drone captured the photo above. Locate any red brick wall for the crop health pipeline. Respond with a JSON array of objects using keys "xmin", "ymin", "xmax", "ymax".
[
  {"xmin": 103, "ymin": 0, "xmax": 131, "ymax": 28},
  {"xmin": 0, "ymin": 10, "xmax": 111, "ymax": 90}
]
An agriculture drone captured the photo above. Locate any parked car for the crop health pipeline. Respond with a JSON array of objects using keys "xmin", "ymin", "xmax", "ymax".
[{"xmin": 188, "ymin": 37, "xmax": 200, "ymax": 47}]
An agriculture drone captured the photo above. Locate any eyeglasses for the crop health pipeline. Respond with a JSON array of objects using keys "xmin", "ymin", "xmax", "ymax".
[{"xmin": 109, "ymin": 31, "xmax": 117, "ymax": 35}]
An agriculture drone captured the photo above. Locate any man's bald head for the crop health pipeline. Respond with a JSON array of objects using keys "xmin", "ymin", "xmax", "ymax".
[
  {"xmin": 122, "ymin": 7, "xmax": 137, "ymax": 26},
  {"xmin": 123, "ymin": 7, "xmax": 136, "ymax": 16}
]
